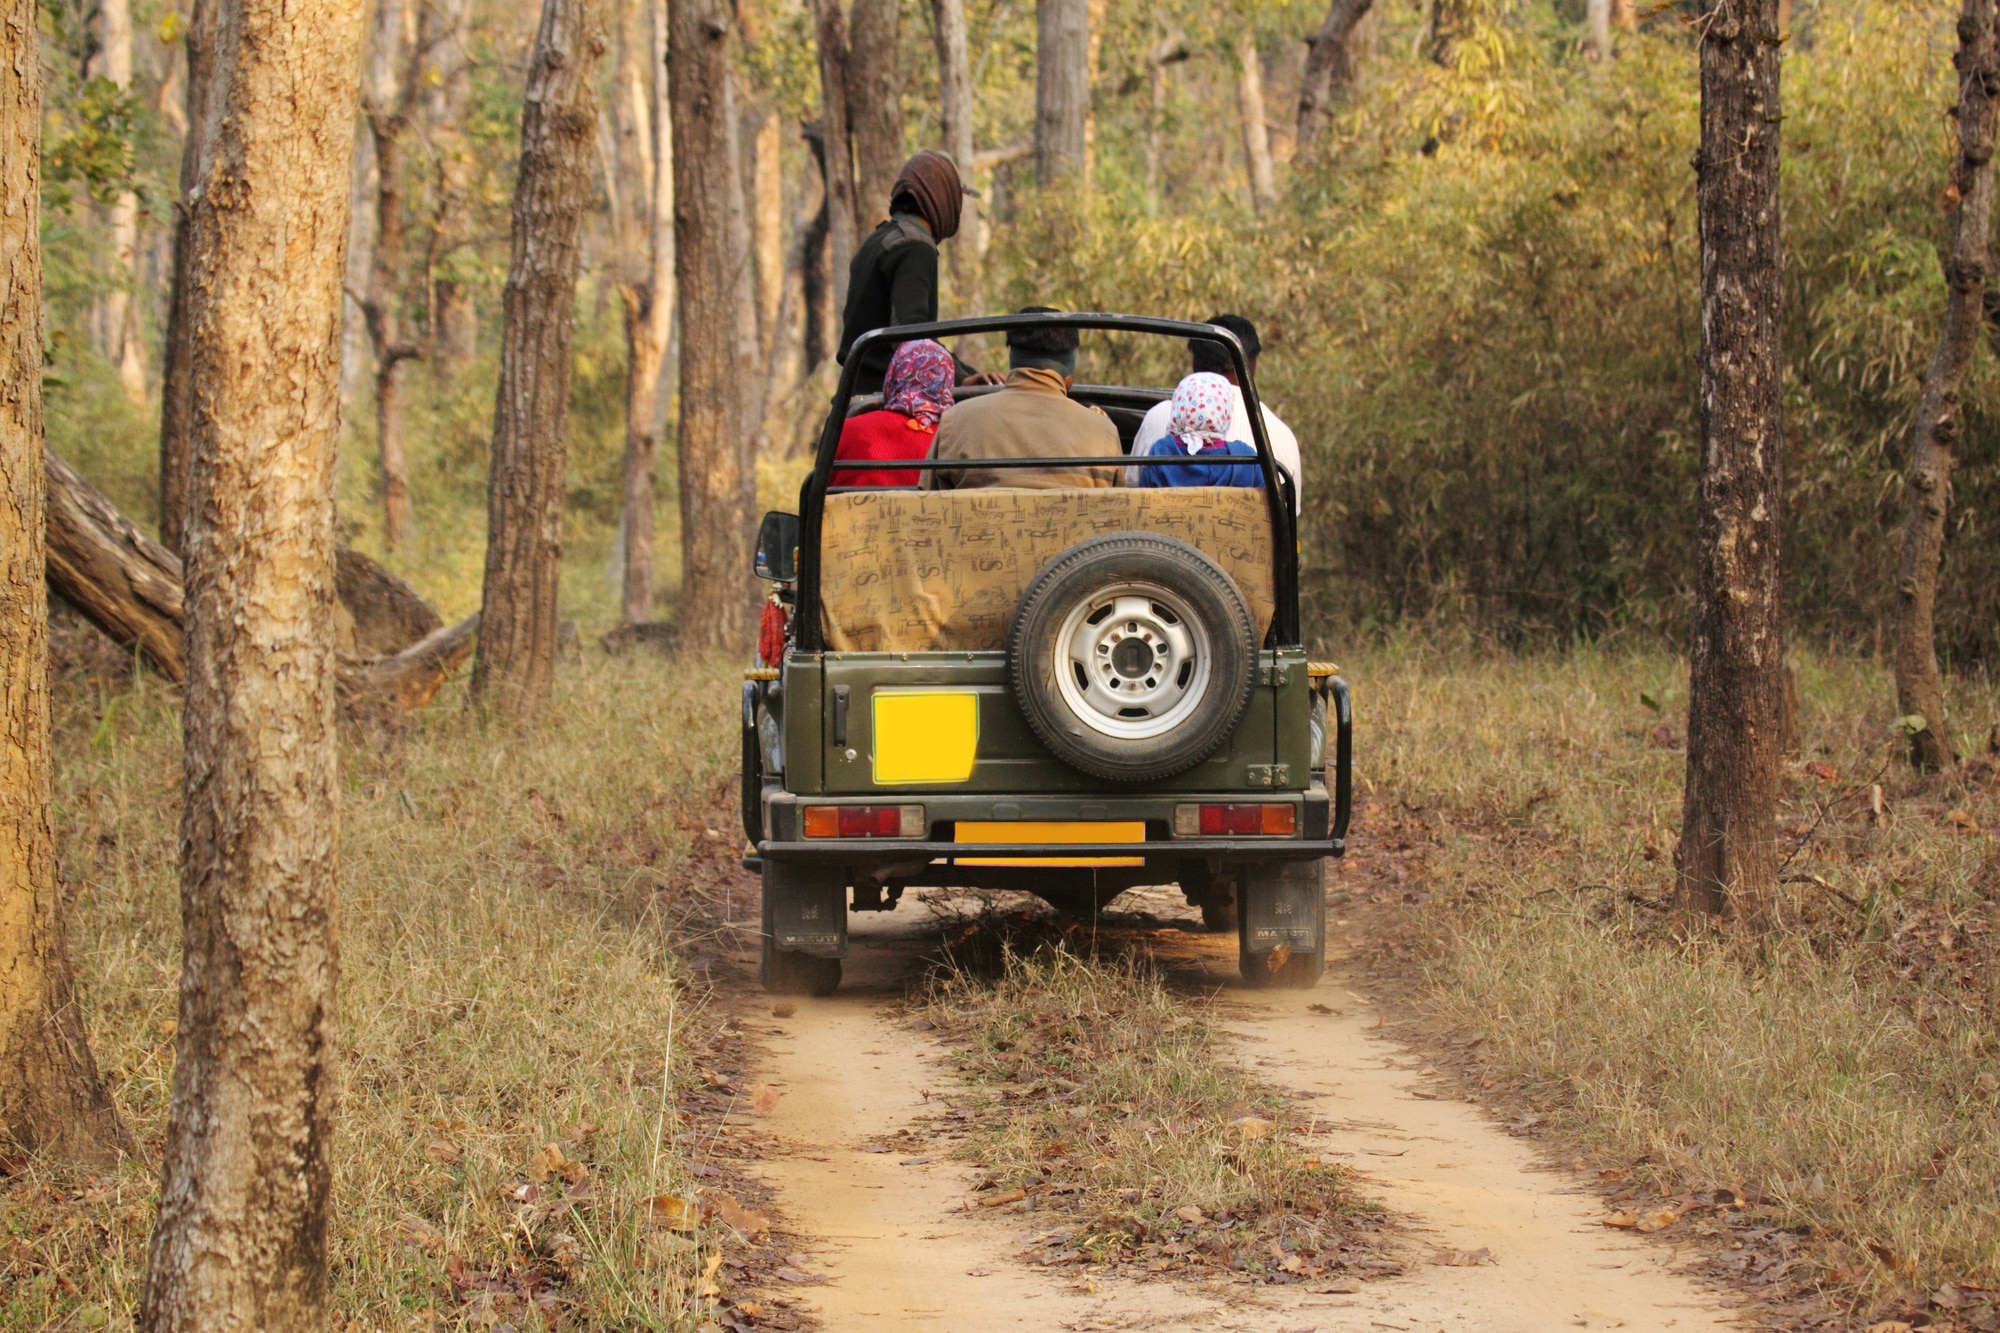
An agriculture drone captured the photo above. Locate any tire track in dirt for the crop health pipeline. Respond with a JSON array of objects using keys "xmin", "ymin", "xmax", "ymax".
[{"xmin": 727, "ymin": 888, "xmax": 1738, "ymax": 1332}]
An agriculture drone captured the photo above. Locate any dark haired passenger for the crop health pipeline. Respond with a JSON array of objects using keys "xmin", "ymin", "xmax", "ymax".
[
  {"xmin": 923, "ymin": 308, "xmax": 1121, "ymax": 490},
  {"xmin": 1128, "ymin": 313, "xmax": 1300, "ymax": 509},
  {"xmin": 832, "ymin": 339, "xmax": 954, "ymax": 486},
  {"xmin": 1134, "ymin": 372, "xmax": 1264, "ymax": 490}
]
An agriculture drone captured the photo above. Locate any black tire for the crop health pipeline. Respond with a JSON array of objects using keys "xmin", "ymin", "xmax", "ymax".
[
  {"xmin": 1201, "ymin": 892, "xmax": 1238, "ymax": 934},
  {"xmin": 1008, "ymin": 533, "xmax": 1259, "ymax": 783},
  {"xmin": 1040, "ymin": 888, "xmax": 1102, "ymax": 920},
  {"xmin": 1179, "ymin": 862, "xmax": 1238, "ymax": 932},
  {"xmin": 1237, "ymin": 862, "xmax": 1326, "ymax": 989}
]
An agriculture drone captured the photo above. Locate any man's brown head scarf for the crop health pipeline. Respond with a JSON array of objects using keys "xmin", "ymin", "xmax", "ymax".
[{"xmin": 891, "ymin": 150, "xmax": 963, "ymax": 242}]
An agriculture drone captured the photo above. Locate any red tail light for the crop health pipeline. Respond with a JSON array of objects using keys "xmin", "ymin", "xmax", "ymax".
[
  {"xmin": 1173, "ymin": 803, "xmax": 1297, "ymax": 837},
  {"xmin": 801, "ymin": 805, "xmax": 926, "ymax": 838}
]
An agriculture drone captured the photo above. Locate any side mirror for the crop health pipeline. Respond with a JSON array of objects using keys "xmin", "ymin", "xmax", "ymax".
[{"xmin": 755, "ymin": 510, "xmax": 800, "ymax": 582}]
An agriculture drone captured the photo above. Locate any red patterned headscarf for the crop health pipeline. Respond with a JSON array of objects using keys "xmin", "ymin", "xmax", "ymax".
[{"xmin": 883, "ymin": 339, "xmax": 955, "ymax": 429}]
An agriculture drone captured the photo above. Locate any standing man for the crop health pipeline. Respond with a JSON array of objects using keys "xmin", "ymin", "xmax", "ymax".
[
  {"xmin": 836, "ymin": 149, "xmax": 992, "ymax": 394},
  {"xmin": 1129, "ymin": 314, "xmax": 1302, "ymax": 510}
]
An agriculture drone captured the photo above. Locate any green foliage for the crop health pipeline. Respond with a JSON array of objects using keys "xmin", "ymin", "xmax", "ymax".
[{"xmin": 42, "ymin": 76, "xmax": 143, "ymax": 211}]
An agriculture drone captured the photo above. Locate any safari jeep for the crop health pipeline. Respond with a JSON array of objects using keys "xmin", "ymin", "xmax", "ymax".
[{"xmin": 741, "ymin": 312, "xmax": 1352, "ymax": 995}]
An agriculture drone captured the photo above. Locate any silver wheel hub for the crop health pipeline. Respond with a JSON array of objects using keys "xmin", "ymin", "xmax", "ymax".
[{"xmin": 1053, "ymin": 582, "xmax": 1212, "ymax": 741}]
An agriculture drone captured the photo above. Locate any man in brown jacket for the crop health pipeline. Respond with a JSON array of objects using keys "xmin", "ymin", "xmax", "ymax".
[{"xmin": 923, "ymin": 309, "xmax": 1121, "ymax": 490}]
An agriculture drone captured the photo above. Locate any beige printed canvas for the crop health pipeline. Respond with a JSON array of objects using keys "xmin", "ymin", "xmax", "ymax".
[{"xmin": 818, "ymin": 487, "xmax": 1276, "ymax": 652}]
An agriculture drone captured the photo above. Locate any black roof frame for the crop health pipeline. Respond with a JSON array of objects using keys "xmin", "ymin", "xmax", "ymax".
[{"xmin": 794, "ymin": 310, "xmax": 1301, "ymax": 650}]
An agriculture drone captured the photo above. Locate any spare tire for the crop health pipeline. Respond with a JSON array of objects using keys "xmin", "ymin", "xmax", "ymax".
[{"xmin": 1008, "ymin": 532, "xmax": 1259, "ymax": 782}]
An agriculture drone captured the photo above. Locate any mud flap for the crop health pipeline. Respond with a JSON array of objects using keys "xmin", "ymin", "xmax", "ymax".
[
  {"xmin": 763, "ymin": 861, "xmax": 847, "ymax": 958},
  {"xmin": 1240, "ymin": 860, "xmax": 1325, "ymax": 956}
]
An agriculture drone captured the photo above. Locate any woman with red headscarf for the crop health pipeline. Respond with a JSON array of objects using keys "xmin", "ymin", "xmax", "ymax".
[{"xmin": 832, "ymin": 339, "xmax": 955, "ymax": 486}]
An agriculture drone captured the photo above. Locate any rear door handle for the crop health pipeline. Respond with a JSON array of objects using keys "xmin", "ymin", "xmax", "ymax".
[{"xmin": 831, "ymin": 685, "xmax": 850, "ymax": 746}]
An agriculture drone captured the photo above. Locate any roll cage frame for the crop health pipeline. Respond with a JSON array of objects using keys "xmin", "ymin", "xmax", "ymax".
[{"xmin": 793, "ymin": 311, "xmax": 1303, "ymax": 654}]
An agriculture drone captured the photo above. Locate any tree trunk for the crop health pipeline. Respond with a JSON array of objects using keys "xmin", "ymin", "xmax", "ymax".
[
  {"xmin": 751, "ymin": 107, "xmax": 785, "ymax": 352},
  {"xmin": 45, "ymin": 448, "xmax": 187, "ymax": 678},
  {"xmin": 1587, "ymin": 0, "xmax": 1613, "ymax": 60},
  {"xmin": 136, "ymin": 0, "xmax": 363, "ymax": 1324},
  {"xmin": 470, "ymin": 0, "xmax": 606, "ymax": 715},
  {"xmin": 802, "ymin": 124, "xmax": 837, "ymax": 370},
  {"xmin": 0, "ymin": 0, "xmax": 132, "ymax": 1168},
  {"xmin": 1296, "ymin": 0, "xmax": 1371, "ymax": 155},
  {"xmin": 1235, "ymin": 30, "xmax": 1276, "ymax": 207},
  {"xmin": 931, "ymin": 0, "xmax": 980, "ymax": 316},
  {"xmin": 1894, "ymin": 0, "xmax": 1995, "ymax": 772},
  {"xmin": 99, "ymin": 0, "xmax": 148, "ymax": 405},
  {"xmin": 360, "ymin": 0, "xmax": 425, "ymax": 551},
  {"xmin": 671, "ymin": 0, "xmax": 759, "ymax": 651},
  {"xmin": 158, "ymin": 0, "xmax": 213, "ymax": 553},
  {"xmin": 1612, "ymin": 0, "xmax": 1637, "ymax": 28},
  {"xmin": 609, "ymin": 0, "xmax": 674, "ymax": 626},
  {"xmin": 846, "ymin": 0, "xmax": 903, "ymax": 219},
  {"xmin": 424, "ymin": 0, "xmax": 478, "ymax": 376},
  {"xmin": 1675, "ymin": 0, "xmax": 1786, "ymax": 931},
  {"xmin": 1035, "ymin": 0, "xmax": 1090, "ymax": 188},
  {"xmin": 810, "ymin": 0, "xmax": 859, "ymax": 314}
]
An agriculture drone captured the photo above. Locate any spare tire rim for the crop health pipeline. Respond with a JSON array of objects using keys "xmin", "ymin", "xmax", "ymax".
[{"xmin": 1053, "ymin": 582, "xmax": 1214, "ymax": 741}]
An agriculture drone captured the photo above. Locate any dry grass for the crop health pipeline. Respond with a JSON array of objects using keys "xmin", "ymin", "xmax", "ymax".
[
  {"xmin": 919, "ymin": 932, "xmax": 1387, "ymax": 1282},
  {"xmin": 2, "ymin": 634, "xmax": 750, "ymax": 1331},
  {"xmin": 1344, "ymin": 642, "xmax": 2000, "ymax": 1300}
]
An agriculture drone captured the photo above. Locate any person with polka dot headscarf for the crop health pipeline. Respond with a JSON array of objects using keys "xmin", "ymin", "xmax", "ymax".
[{"xmin": 1134, "ymin": 371, "xmax": 1265, "ymax": 490}]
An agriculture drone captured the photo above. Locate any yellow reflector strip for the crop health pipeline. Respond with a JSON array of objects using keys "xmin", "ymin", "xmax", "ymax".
[
  {"xmin": 954, "ymin": 820, "xmax": 1146, "ymax": 867},
  {"xmin": 871, "ymin": 690, "xmax": 979, "ymax": 785}
]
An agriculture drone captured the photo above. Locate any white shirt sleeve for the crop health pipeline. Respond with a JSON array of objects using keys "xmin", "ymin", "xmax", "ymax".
[
  {"xmin": 1228, "ymin": 389, "xmax": 1302, "ymax": 514},
  {"xmin": 1128, "ymin": 399, "xmax": 1173, "ymax": 488}
]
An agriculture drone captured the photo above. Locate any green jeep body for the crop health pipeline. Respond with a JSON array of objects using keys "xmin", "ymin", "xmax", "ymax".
[{"xmin": 742, "ymin": 312, "xmax": 1352, "ymax": 994}]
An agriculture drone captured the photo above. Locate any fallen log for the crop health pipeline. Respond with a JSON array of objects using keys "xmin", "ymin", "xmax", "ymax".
[{"xmin": 44, "ymin": 448, "xmax": 473, "ymax": 715}]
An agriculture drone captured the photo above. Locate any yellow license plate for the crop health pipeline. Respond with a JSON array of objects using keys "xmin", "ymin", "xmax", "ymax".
[
  {"xmin": 871, "ymin": 691, "xmax": 979, "ymax": 784},
  {"xmin": 954, "ymin": 820, "xmax": 1146, "ymax": 867}
]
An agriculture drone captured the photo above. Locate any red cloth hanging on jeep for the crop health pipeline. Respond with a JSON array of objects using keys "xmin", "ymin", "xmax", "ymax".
[{"xmin": 758, "ymin": 598, "xmax": 787, "ymax": 667}]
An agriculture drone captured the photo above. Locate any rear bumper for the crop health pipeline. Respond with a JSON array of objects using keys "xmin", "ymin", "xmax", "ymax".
[{"xmin": 757, "ymin": 836, "xmax": 1341, "ymax": 862}]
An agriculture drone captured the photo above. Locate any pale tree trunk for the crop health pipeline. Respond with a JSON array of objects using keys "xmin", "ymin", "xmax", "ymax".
[
  {"xmin": 137, "ymin": 0, "xmax": 363, "ymax": 1324},
  {"xmin": 1295, "ymin": 0, "xmax": 1371, "ymax": 155},
  {"xmin": 1893, "ymin": 0, "xmax": 1996, "ymax": 772},
  {"xmin": 608, "ymin": 0, "xmax": 674, "ymax": 626},
  {"xmin": 751, "ymin": 108, "xmax": 784, "ymax": 352},
  {"xmin": 1675, "ymin": 0, "xmax": 1785, "ymax": 932},
  {"xmin": 810, "ymin": 0, "xmax": 858, "ymax": 313},
  {"xmin": 846, "ymin": 0, "xmax": 903, "ymax": 219},
  {"xmin": 931, "ymin": 0, "xmax": 980, "ymax": 315},
  {"xmin": 359, "ymin": 0, "xmax": 426, "ymax": 551},
  {"xmin": 100, "ymin": 0, "xmax": 148, "ymax": 404},
  {"xmin": 1036, "ymin": 0, "xmax": 1090, "ymax": 188},
  {"xmin": 1145, "ymin": 35, "xmax": 1188, "ymax": 211},
  {"xmin": 1612, "ymin": 0, "xmax": 1636, "ymax": 27},
  {"xmin": 471, "ymin": 0, "xmax": 606, "ymax": 714},
  {"xmin": 1235, "ymin": 30, "xmax": 1275, "ymax": 208},
  {"xmin": 424, "ymin": 0, "xmax": 478, "ymax": 375},
  {"xmin": 158, "ymin": 0, "xmax": 214, "ymax": 553},
  {"xmin": 1587, "ymin": 0, "xmax": 1613, "ymax": 60},
  {"xmin": 671, "ymin": 0, "xmax": 759, "ymax": 651},
  {"xmin": 0, "ymin": 0, "xmax": 131, "ymax": 1168}
]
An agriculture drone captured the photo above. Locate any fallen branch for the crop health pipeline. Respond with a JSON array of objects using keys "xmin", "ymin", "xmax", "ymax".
[{"xmin": 337, "ymin": 614, "xmax": 480, "ymax": 723}]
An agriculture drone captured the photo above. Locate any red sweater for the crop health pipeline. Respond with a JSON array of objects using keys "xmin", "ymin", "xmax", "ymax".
[{"xmin": 833, "ymin": 409, "xmax": 935, "ymax": 487}]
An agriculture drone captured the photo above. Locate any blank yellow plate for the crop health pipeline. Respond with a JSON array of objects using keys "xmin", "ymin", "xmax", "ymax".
[
  {"xmin": 871, "ymin": 690, "xmax": 979, "ymax": 785},
  {"xmin": 954, "ymin": 820, "xmax": 1146, "ymax": 867}
]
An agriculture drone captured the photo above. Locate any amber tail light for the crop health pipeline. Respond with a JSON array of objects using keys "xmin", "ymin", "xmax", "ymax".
[{"xmin": 1172, "ymin": 803, "xmax": 1297, "ymax": 837}]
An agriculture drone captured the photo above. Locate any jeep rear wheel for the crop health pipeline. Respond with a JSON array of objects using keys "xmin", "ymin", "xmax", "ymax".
[{"xmin": 1008, "ymin": 533, "xmax": 1259, "ymax": 782}]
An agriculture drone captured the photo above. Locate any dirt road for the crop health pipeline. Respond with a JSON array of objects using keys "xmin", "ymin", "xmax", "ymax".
[{"xmin": 728, "ymin": 886, "xmax": 1735, "ymax": 1332}]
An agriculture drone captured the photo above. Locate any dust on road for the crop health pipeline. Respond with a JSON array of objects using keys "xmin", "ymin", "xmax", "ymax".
[{"xmin": 724, "ymin": 886, "xmax": 1735, "ymax": 1333}]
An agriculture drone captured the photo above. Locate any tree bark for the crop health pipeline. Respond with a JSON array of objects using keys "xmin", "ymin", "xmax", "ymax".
[
  {"xmin": 1235, "ymin": 30, "xmax": 1276, "ymax": 207},
  {"xmin": 46, "ymin": 448, "xmax": 187, "ymax": 678},
  {"xmin": 810, "ymin": 0, "xmax": 859, "ymax": 314},
  {"xmin": 159, "ymin": 0, "xmax": 214, "ymax": 553},
  {"xmin": 1587, "ymin": 0, "xmax": 1613, "ymax": 60},
  {"xmin": 846, "ymin": 0, "xmax": 903, "ymax": 219},
  {"xmin": 1035, "ymin": 0, "xmax": 1090, "ymax": 188},
  {"xmin": 423, "ymin": 0, "xmax": 478, "ymax": 376},
  {"xmin": 0, "ymin": 0, "xmax": 132, "ymax": 1168},
  {"xmin": 1893, "ymin": 0, "xmax": 1995, "ymax": 773},
  {"xmin": 931, "ymin": 0, "xmax": 980, "ymax": 315},
  {"xmin": 1675, "ymin": 0, "xmax": 1785, "ymax": 931},
  {"xmin": 98, "ymin": 0, "xmax": 148, "ymax": 405},
  {"xmin": 751, "ymin": 106, "xmax": 785, "ymax": 351},
  {"xmin": 359, "ymin": 0, "xmax": 426, "ymax": 551},
  {"xmin": 1295, "ymin": 0, "xmax": 1371, "ymax": 157},
  {"xmin": 801, "ymin": 124, "xmax": 836, "ymax": 369},
  {"xmin": 1612, "ymin": 0, "xmax": 1636, "ymax": 28},
  {"xmin": 136, "ymin": 0, "xmax": 364, "ymax": 1324},
  {"xmin": 608, "ymin": 0, "xmax": 674, "ymax": 626},
  {"xmin": 471, "ymin": 0, "xmax": 606, "ymax": 715},
  {"xmin": 671, "ymin": 0, "xmax": 759, "ymax": 651}
]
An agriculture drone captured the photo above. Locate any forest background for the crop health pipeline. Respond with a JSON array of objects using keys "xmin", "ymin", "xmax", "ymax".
[{"xmin": 36, "ymin": 0, "xmax": 1995, "ymax": 664}]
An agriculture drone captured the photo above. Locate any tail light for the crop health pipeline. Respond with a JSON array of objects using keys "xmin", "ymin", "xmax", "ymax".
[
  {"xmin": 801, "ymin": 804, "xmax": 927, "ymax": 838},
  {"xmin": 1173, "ymin": 803, "xmax": 1297, "ymax": 837}
]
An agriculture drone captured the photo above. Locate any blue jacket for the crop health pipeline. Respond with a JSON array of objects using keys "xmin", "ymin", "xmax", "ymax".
[{"xmin": 1135, "ymin": 436, "xmax": 1265, "ymax": 489}]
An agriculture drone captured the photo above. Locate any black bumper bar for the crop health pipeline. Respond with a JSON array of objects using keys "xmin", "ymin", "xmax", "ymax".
[{"xmin": 758, "ymin": 837, "xmax": 1344, "ymax": 861}]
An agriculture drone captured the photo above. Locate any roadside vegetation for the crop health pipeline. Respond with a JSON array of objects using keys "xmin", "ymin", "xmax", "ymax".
[
  {"xmin": 1340, "ymin": 643, "xmax": 2000, "ymax": 1307},
  {"xmin": 920, "ymin": 936, "xmax": 1391, "ymax": 1284},
  {"xmin": 3, "ymin": 631, "xmax": 747, "ymax": 1330}
]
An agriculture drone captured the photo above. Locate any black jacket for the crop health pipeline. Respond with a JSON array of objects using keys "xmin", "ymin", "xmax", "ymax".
[{"xmin": 836, "ymin": 214, "xmax": 942, "ymax": 396}]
